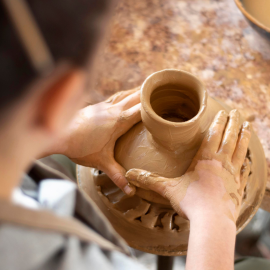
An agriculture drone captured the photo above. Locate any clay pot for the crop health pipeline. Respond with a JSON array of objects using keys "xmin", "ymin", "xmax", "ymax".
[{"xmin": 77, "ymin": 69, "xmax": 267, "ymax": 256}]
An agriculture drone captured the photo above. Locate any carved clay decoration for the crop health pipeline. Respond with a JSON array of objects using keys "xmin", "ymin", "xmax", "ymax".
[{"xmin": 77, "ymin": 69, "xmax": 267, "ymax": 256}]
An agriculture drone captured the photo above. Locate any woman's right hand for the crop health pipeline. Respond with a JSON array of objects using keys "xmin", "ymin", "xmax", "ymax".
[{"xmin": 126, "ymin": 110, "xmax": 251, "ymax": 223}]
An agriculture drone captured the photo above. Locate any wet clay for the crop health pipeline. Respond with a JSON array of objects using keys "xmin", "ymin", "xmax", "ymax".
[
  {"xmin": 243, "ymin": 0, "xmax": 270, "ymax": 29},
  {"xmin": 77, "ymin": 69, "xmax": 267, "ymax": 256},
  {"xmin": 127, "ymin": 158, "xmax": 250, "ymax": 223},
  {"xmin": 126, "ymin": 110, "xmax": 252, "ymax": 223}
]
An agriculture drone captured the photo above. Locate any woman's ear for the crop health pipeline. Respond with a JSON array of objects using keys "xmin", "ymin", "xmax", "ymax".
[{"xmin": 34, "ymin": 68, "xmax": 86, "ymax": 135}]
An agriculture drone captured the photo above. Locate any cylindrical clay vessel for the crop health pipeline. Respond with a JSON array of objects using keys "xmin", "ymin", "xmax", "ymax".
[{"xmin": 77, "ymin": 69, "xmax": 267, "ymax": 256}]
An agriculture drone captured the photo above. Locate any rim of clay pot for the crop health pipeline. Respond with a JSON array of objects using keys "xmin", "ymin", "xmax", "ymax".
[
  {"xmin": 234, "ymin": 0, "xmax": 270, "ymax": 34},
  {"xmin": 141, "ymin": 69, "xmax": 207, "ymax": 127}
]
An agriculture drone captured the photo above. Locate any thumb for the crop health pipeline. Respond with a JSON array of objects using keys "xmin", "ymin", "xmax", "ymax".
[
  {"xmin": 126, "ymin": 169, "xmax": 169, "ymax": 197},
  {"xmin": 102, "ymin": 159, "xmax": 136, "ymax": 196}
]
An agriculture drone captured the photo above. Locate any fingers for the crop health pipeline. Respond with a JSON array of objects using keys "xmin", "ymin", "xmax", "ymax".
[
  {"xmin": 103, "ymin": 160, "xmax": 136, "ymax": 196},
  {"xmin": 117, "ymin": 90, "xmax": 140, "ymax": 110},
  {"xmin": 105, "ymin": 86, "xmax": 140, "ymax": 104},
  {"xmin": 218, "ymin": 110, "xmax": 240, "ymax": 157},
  {"xmin": 200, "ymin": 110, "xmax": 228, "ymax": 153},
  {"xmin": 126, "ymin": 169, "xmax": 168, "ymax": 196},
  {"xmin": 115, "ymin": 103, "xmax": 141, "ymax": 137},
  {"xmin": 232, "ymin": 121, "xmax": 251, "ymax": 169}
]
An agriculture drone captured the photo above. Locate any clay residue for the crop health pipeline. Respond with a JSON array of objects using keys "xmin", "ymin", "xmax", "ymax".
[
  {"xmin": 94, "ymin": 169, "xmax": 189, "ymax": 232},
  {"xmin": 114, "ymin": 86, "xmax": 264, "ymax": 219},
  {"xmin": 127, "ymin": 157, "xmax": 250, "ymax": 223}
]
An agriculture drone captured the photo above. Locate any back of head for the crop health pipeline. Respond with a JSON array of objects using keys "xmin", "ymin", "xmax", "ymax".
[{"xmin": 0, "ymin": 0, "xmax": 113, "ymax": 118}]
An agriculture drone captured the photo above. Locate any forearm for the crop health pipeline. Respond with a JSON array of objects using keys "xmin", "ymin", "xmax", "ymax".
[{"xmin": 186, "ymin": 211, "xmax": 236, "ymax": 270}]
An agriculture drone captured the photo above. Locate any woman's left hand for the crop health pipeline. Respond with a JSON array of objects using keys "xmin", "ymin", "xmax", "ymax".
[{"xmin": 57, "ymin": 87, "xmax": 141, "ymax": 195}]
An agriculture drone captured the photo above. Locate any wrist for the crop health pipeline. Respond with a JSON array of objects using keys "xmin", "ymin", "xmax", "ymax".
[
  {"xmin": 39, "ymin": 133, "xmax": 70, "ymax": 158},
  {"xmin": 52, "ymin": 133, "xmax": 70, "ymax": 156},
  {"xmin": 189, "ymin": 207, "xmax": 236, "ymax": 231},
  {"xmin": 181, "ymin": 198, "xmax": 237, "ymax": 226}
]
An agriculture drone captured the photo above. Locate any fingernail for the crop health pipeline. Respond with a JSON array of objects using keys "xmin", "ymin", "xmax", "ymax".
[
  {"xmin": 242, "ymin": 121, "xmax": 250, "ymax": 131},
  {"xmin": 230, "ymin": 109, "xmax": 240, "ymax": 117},
  {"xmin": 124, "ymin": 183, "xmax": 136, "ymax": 196},
  {"xmin": 217, "ymin": 110, "xmax": 227, "ymax": 118}
]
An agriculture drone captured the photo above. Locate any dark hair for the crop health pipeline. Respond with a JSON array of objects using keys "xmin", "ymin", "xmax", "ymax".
[{"xmin": 0, "ymin": 0, "xmax": 113, "ymax": 113}]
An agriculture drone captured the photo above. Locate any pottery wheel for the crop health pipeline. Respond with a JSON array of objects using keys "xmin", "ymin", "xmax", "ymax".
[
  {"xmin": 77, "ymin": 80, "xmax": 267, "ymax": 256},
  {"xmin": 77, "ymin": 125, "xmax": 266, "ymax": 256}
]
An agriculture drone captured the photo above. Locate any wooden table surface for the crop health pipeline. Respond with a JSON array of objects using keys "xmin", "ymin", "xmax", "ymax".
[{"xmin": 89, "ymin": 0, "xmax": 270, "ymax": 211}]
